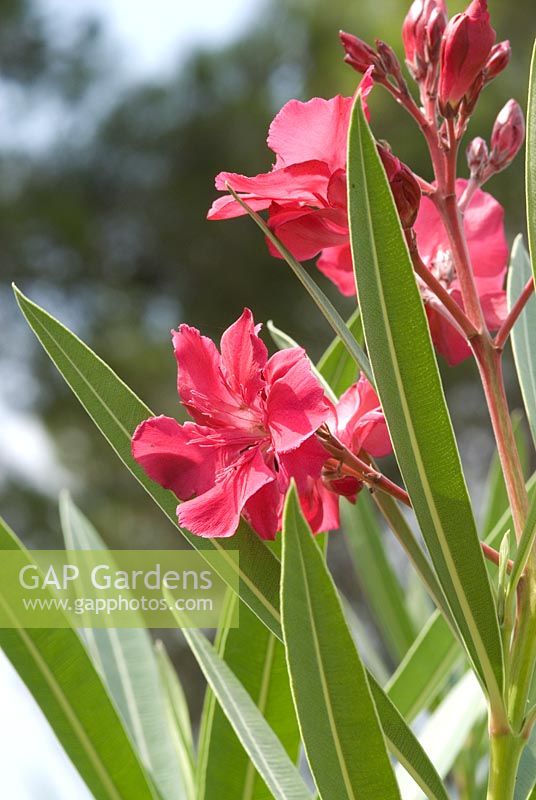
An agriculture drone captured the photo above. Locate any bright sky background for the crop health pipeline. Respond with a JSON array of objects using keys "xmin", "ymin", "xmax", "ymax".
[{"xmin": 0, "ymin": 2, "xmax": 253, "ymax": 797}]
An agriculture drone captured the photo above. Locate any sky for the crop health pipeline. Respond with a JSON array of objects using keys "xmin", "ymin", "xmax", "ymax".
[{"xmin": 0, "ymin": 2, "xmax": 253, "ymax": 797}]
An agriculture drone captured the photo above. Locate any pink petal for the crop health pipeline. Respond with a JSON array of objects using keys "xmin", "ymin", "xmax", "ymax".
[
  {"xmin": 336, "ymin": 378, "xmax": 392, "ymax": 458},
  {"xmin": 220, "ymin": 308, "xmax": 268, "ymax": 406},
  {"xmin": 178, "ymin": 448, "xmax": 275, "ymax": 538},
  {"xmin": 317, "ymin": 244, "xmax": 356, "ymax": 296},
  {"xmin": 425, "ymin": 304, "xmax": 471, "ymax": 365},
  {"xmin": 131, "ymin": 416, "xmax": 215, "ymax": 499},
  {"xmin": 414, "ymin": 180, "xmax": 508, "ymax": 287},
  {"xmin": 267, "ymin": 96, "xmax": 353, "ymax": 173},
  {"xmin": 264, "ymin": 348, "xmax": 330, "ymax": 453},
  {"xmin": 480, "ymin": 290, "xmax": 508, "ymax": 331},
  {"xmin": 172, "ymin": 324, "xmax": 237, "ymax": 425},
  {"xmin": 279, "ymin": 435, "xmax": 329, "ymax": 492},
  {"xmin": 208, "ymin": 161, "xmax": 333, "ymax": 221},
  {"xmin": 243, "ymin": 480, "xmax": 282, "ymax": 540},
  {"xmin": 299, "ymin": 478, "xmax": 341, "ymax": 533},
  {"xmin": 267, "ymin": 205, "xmax": 348, "ymax": 262}
]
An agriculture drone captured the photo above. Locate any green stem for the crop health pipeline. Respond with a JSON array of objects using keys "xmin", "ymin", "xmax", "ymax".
[
  {"xmin": 487, "ymin": 731, "xmax": 524, "ymax": 800},
  {"xmin": 509, "ymin": 571, "xmax": 536, "ymax": 731}
]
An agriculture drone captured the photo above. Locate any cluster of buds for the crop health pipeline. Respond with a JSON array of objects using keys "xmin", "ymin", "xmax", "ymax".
[
  {"xmin": 466, "ymin": 99, "xmax": 525, "ymax": 182},
  {"xmin": 339, "ymin": 31, "xmax": 406, "ymax": 91},
  {"xmin": 402, "ymin": 0, "xmax": 447, "ymax": 85}
]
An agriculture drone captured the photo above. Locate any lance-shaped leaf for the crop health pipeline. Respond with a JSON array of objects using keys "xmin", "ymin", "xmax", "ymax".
[
  {"xmin": 13, "ymin": 285, "xmax": 282, "ymax": 640},
  {"xmin": 282, "ymin": 488, "xmax": 448, "ymax": 800},
  {"xmin": 316, "ymin": 308, "xmax": 364, "ymax": 396},
  {"xmin": 59, "ymin": 492, "xmax": 189, "ymax": 800},
  {"xmin": 347, "ymin": 97, "xmax": 504, "ymax": 705},
  {"xmin": 527, "ymin": 40, "xmax": 536, "ymax": 280},
  {"xmin": 196, "ymin": 592, "xmax": 299, "ymax": 800},
  {"xmin": 177, "ymin": 623, "xmax": 312, "ymax": 800},
  {"xmin": 508, "ymin": 236, "xmax": 536, "ymax": 448},
  {"xmin": 0, "ymin": 516, "xmax": 158, "ymax": 800},
  {"xmin": 284, "ymin": 486, "xmax": 399, "ymax": 800},
  {"xmin": 342, "ymin": 493, "xmax": 416, "ymax": 662}
]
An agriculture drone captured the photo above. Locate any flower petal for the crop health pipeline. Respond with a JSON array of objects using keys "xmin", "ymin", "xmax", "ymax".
[
  {"xmin": 178, "ymin": 448, "xmax": 275, "ymax": 538},
  {"xmin": 316, "ymin": 244, "xmax": 356, "ymax": 296},
  {"xmin": 219, "ymin": 308, "xmax": 268, "ymax": 406},
  {"xmin": 131, "ymin": 416, "xmax": 215, "ymax": 500},
  {"xmin": 264, "ymin": 348, "xmax": 330, "ymax": 453},
  {"xmin": 267, "ymin": 96, "xmax": 353, "ymax": 172}
]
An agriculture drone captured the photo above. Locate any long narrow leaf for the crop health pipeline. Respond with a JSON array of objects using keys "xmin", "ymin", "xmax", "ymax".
[
  {"xmin": 178, "ymin": 623, "xmax": 312, "ymax": 800},
  {"xmin": 0, "ymin": 516, "xmax": 158, "ymax": 800},
  {"xmin": 508, "ymin": 236, "xmax": 536, "ymax": 448},
  {"xmin": 316, "ymin": 308, "xmax": 363, "ymax": 396},
  {"xmin": 282, "ymin": 488, "xmax": 449, "ymax": 800},
  {"xmin": 197, "ymin": 592, "xmax": 299, "ymax": 800},
  {"xmin": 348, "ymin": 97, "xmax": 504, "ymax": 705},
  {"xmin": 13, "ymin": 285, "xmax": 282, "ymax": 640},
  {"xmin": 59, "ymin": 492, "xmax": 188, "ymax": 800},
  {"xmin": 282, "ymin": 486, "xmax": 400, "ymax": 799},
  {"xmin": 342, "ymin": 493, "xmax": 416, "ymax": 661},
  {"xmin": 154, "ymin": 643, "xmax": 196, "ymax": 800}
]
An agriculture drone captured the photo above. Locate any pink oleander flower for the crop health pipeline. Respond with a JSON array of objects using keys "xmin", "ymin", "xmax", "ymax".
[
  {"xmin": 131, "ymin": 309, "xmax": 330, "ymax": 539},
  {"xmin": 438, "ymin": 0, "xmax": 496, "ymax": 110},
  {"xmin": 304, "ymin": 375, "xmax": 392, "ymax": 531},
  {"xmin": 207, "ymin": 95, "xmax": 357, "ymax": 295},
  {"xmin": 414, "ymin": 179, "xmax": 508, "ymax": 364}
]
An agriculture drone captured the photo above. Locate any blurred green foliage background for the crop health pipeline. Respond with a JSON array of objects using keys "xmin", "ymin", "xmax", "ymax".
[{"xmin": 0, "ymin": 0, "xmax": 534, "ymax": 703}]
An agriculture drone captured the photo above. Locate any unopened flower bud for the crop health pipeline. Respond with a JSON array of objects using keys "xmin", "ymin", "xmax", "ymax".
[
  {"xmin": 484, "ymin": 40, "xmax": 511, "ymax": 83},
  {"xmin": 490, "ymin": 99, "xmax": 525, "ymax": 171},
  {"xmin": 402, "ymin": 0, "xmax": 447, "ymax": 79},
  {"xmin": 378, "ymin": 146, "xmax": 421, "ymax": 229},
  {"xmin": 466, "ymin": 137, "xmax": 489, "ymax": 178},
  {"xmin": 375, "ymin": 39, "xmax": 401, "ymax": 79},
  {"xmin": 438, "ymin": 0, "xmax": 496, "ymax": 110},
  {"xmin": 339, "ymin": 31, "xmax": 380, "ymax": 75}
]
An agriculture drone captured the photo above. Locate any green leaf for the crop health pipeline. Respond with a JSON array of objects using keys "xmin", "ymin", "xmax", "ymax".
[
  {"xmin": 508, "ymin": 236, "xmax": 536, "ymax": 448},
  {"xmin": 197, "ymin": 592, "xmax": 299, "ymax": 800},
  {"xmin": 316, "ymin": 308, "xmax": 363, "ymax": 396},
  {"xmin": 281, "ymin": 486, "xmax": 400, "ymax": 799},
  {"xmin": 481, "ymin": 411, "xmax": 528, "ymax": 536},
  {"xmin": 177, "ymin": 623, "xmax": 312, "ymax": 800},
  {"xmin": 0, "ymin": 516, "xmax": 158, "ymax": 800},
  {"xmin": 386, "ymin": 612, "xmax": 462, "ymax": 722},
  {"xmin": 282, "ymin": 488, "xmax": 449, "ymax": 800},
  {"xmin": 347, "ymin": 97, "xmax": 504, "ymax": 705},
  {"xmin": 59, "ymin": 492, "xmax": 189, "ymax": 800},
  {"xmin": 505, "ymin": 491, "xmax": 536, "ymax": 614},
  {"xmin": 527, "ymin": 40, "xmax": 536, "ymax": 281},
  {"xmin": 342, "ymin": 492, "xmax": 416, "ymax": 661},
  {"xmin": 225, "ymin": 187, "xmax": 374, "ymax": 385},
  {"xmin": 154, "ymin": 642, "xmax": 196, "ymax": 800},
  {"xmin": 13, "ymin": 285, "xmax": 282, "ymax": 640},
  {"xmin": 396, "ymin": 672, "xmax": 486, "ymax": 799},
  {"xmin": 516, "ymin": 724, "xmax": 536, "ymax": 800}
]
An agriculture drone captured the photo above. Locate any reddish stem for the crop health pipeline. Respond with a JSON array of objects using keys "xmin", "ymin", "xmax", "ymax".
[
  {"xmin": 494, "ymin": 277, "xmax": 535, "ymax": 350},
  {"xmin": 407, "ymin": 233, "xmax": 479, "ymax": 340}
]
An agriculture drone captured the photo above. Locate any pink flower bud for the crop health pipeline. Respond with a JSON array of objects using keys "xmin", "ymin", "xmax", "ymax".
[
  {"xmin": 490, "ymin": 99, "xmax": 525, "ymax": 171},
  {"xmin": 402, "ymin": 0, "xmax": 447, "ymax": 79},
  {"xmin": 378, "ymin": 146, "xmax": 421, "ymax": 229},
  {"xmin": 484, "ymin": 40, "xmax": 511, "ymax": 82},
  {"xmin": 466, "ymin": 136, "xmax": 489, "ymax": 177},
  {"xmin": 375, "ymin": 39, "xmax": 401, "ymax": 78},
  {"xmin": 438, "ymin": 0, "xmax": 496, "ymax": 110},
  {"xmin": 339, "ymin": 31, "xmax": 380, "ymax": 74}
]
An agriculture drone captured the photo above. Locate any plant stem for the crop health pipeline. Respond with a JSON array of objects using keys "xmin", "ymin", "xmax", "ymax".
[
  {"xmin": 487, "ymin": 729, "xmax": 524, "ymax": 800},
  {"xmin": 495, "ymin": 276, "xmax": 535, "ymax": 350},
  {"xmin": 472, "ymin": 337, "xmax": 529, "ymax": 540},
  {"xmin": 509, "ymin": 570, "xmax": 536, "ymax": 730}
]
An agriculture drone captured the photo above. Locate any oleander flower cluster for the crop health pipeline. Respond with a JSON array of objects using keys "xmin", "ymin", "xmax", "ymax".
[{"xmin": 132, "ymin": 0, "xmax": 526, "ymax": 539}]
